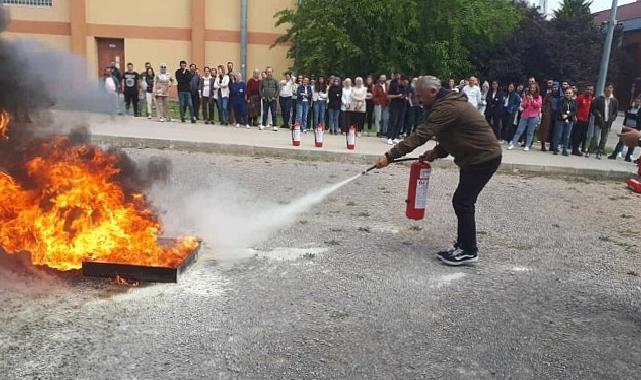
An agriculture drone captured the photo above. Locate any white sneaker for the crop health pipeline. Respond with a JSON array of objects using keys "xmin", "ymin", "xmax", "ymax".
[
  {"xmin": 159, "ymin": 117, "xmax": 165, "ymax": 122},
  {"xmin": 387, "ymin": 138, "xmax": 394, "ymax": 145},
  {"xmin": 357, "ymin": 132, "xmax": 362, "ymax": 137},
  {"xmin": 507, "ymin": 144, "xmax": 514, "ymax": 150},
  {"xmin": 259, "ymin": 125, "xmax": 265, "ymax": 130},
  {"xmin": 147, "ymin": 116, "xmax": 152, "ymax": 120},
  {"xmin": 393, "ymin": 138, "xmax": 401, "ymax": 143},
  {"xmin": 523, "ymin": 146, "xmax": 530, "ymax": 152},
  {"xmin": 235, "ymin": 123, "xmax": 240, "ymax": 128},
  {"xmin": 246, "ymin": 124, "xmax": 250, "ymax": 129},
  {"xmin": 273, "ymin": 126, "xmax": 278, "ymax": 131}
]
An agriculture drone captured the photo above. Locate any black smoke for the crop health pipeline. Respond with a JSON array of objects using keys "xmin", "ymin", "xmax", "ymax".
[{"xmin": 0, "ymin": 5, "xmax": 171, "ymax": 195}]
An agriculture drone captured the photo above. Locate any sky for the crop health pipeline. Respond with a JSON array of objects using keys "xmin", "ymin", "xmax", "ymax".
[{"xmin": 529, "ymin": 0, "xmax": 636, "ymax": 13}]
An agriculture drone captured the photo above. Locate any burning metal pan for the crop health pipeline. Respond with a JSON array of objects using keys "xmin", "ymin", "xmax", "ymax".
[{"xmin": 81, "ymin": 238, "xmax": 201, "ymax": 283}]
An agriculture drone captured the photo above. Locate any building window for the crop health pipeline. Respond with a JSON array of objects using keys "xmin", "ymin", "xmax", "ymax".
[{"xmin": 1, "ymin": 0, "xmax": 53, "ymax": 6}]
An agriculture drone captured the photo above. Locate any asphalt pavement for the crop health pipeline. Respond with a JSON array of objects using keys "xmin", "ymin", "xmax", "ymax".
[{"xmin": 1, "ymin": 150, "xmax": 640, "ymax": 379}]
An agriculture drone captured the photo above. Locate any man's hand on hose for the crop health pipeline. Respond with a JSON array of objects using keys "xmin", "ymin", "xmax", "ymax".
[
  {"xmin": 375, "ymin": 154, "xmax": 390, "ymax": 169},
  {"xmin": 419, "ymin": 149, "xmax": 438, "ymax": 162},
  {"xmin": 618, "ymin": 127, "xmax": 641, "ymax": 147}
]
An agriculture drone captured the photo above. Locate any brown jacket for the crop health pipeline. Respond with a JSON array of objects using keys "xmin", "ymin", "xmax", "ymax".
[{"xmin": 387, "ymin": 91, "xmax": 501, "ymax": 168}]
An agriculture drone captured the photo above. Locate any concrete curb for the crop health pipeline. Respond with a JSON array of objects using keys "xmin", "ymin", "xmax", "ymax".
[{"xmin": 90, "ymin": 135, "xmax": 634, "ymax": 181}]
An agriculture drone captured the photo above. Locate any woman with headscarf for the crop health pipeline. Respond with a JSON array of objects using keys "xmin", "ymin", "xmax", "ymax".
[
  {"xmin": 478, "ymin": 80, "xmax": 490, "ymax": 115},
  {"xmin": 341, "ymin": 78, "xmax": 353, "ymax": 134},
  {"xmin": 153, "ymin": 63, "xmax": 174, "ymax": 122},
  {"xmin": 350, "ymin": 77, "xmax": 367, "ymax": 136}
]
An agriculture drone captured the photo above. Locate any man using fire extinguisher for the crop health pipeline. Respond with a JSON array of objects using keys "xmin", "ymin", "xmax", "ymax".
[{"xmin": 375, "ymin": 76, "xmax": 502, "ymax": 266}]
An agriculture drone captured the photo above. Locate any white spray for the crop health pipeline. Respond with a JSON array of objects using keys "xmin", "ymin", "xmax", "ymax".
[{"xmin": 152, "ymin": 173, "xmax": 364, "ymax": 261}]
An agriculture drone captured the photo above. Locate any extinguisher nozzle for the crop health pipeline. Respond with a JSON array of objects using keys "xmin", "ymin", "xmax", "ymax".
[{"xmin": 362, "ymin": 165, "xmax": 377, "ymax": 175}]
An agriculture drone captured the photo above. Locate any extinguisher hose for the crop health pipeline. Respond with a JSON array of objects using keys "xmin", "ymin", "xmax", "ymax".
[{"xmin": 362, "ymin": 157, "xmax": 420, "ymax": 174}]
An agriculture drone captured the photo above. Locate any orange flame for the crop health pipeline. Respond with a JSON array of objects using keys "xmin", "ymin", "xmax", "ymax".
[
  {"xmin": 0, "ymin": 109, "xmax": 9, "ymax": 141},
  {"xmin": 114, "ymin": 275, "xmax": 140, "ymax": 287},
  {"xmin": 0, "ymin": 127, "xmax": 198, "ymax": 271}
]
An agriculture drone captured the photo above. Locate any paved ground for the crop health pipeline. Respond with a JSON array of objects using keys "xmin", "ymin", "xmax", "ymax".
[
  {"xmin": 1, "ymin": 150, "xmax": 640, "ymax": 379},
  {"xmin": 54, "ymin": 111, "xmax": 639, "ymax": 179}
]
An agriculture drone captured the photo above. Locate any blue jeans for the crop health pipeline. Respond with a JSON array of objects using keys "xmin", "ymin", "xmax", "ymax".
[
  {"xmin": 218, "ymin": 97, "xmax": 229, "ymax": 124},
  {"xmin": 296, "ymin": 101, "xmax": 310, "ymax": 130},
  {"xmin": 553, "ymin": 119, "xmax": 574, "ymax": 152},
  {"xmin": 262, "ymin": 98, "xmax": 277, "ymax": 126},
  {"xmin": 511, "ymin": 117, "xmax": 539, "ymax": 147},
  {"xmin": 328, "ymin": 108, "xmax": 340, "ymax": 132},
  {"xmin": 313, "ymin": 101, "xmax": 326, "ymax": 127},
  {"xmin": 178, "ymin": 91, "xmax": 195, "ymax": 121}
]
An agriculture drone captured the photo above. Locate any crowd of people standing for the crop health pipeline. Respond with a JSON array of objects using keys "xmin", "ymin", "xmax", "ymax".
[{"xmin": 99, "ymin": 61, "xmax": 639, "ymax": 163}]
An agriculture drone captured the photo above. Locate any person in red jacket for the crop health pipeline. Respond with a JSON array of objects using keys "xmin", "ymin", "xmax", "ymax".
[
  {"xmin": 247, "ymin": 69, "xmax": 261, "ymax": 127},
  {"xmin": 571, "ymin": 85, "xmax": 594, "ymax": 156},
  {"xmin": 372, "ymin": 75, "xmax": 390, "ymax": 137}
]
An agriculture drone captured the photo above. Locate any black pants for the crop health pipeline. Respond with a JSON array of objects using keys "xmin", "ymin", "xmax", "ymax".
[
  {"xmin": 453, "ymin": 156, "xmax": 501, "ymax": 253},
  {"xmin": 191, "ymin": 92, "xmax": 200, "ymax": 120},
  {"xmin": 349, "ymin": 111, "xmax": 365, "ymax": 132},
  {"xmin": 124, "ymin": 91, "xmax": 138, "ymax": 116},
  {"xmin": 502, "ymin": 112, "xmax": 515, "ymax": 142},
  {"xmin": 486, "ymin": 112, "xmax": 502, "ymax": 140},
  {"xmin": 572, "ymin": 120, "xmax": 589, "ymax": 153},
  {"xmin": 279, "ymin": 96, "xmax": 292, "ymax": 128},
  {"xmin": 387, "ymin": 104, "xmax": 405, "ymax": 139},
  {"xmin": 365, "ymin": 99, "xmax": 374, "ymax": 130},
  {"xmin": 202, "ymin": 97, "xmax": 216, "ymax": 122}
]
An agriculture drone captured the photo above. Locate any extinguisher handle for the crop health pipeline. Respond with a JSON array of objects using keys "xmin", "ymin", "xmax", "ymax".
[{"xmin": 362, "ymin": 157, "xmax": 420, "ymax": 175}]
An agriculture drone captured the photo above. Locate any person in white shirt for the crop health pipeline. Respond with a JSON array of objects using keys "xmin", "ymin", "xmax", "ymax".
[
  {"xmin": 214, "ymin": 64, "xmax": 230, "ymax": 125},
  {"xmin": 279, "ymin": 72, "xmax": 294, "ymax": 128},
  {"xmin": 341, "ymin": 78, "xmax": 353, "ymax": 134},
  {"xmin": 462, "ymin": 76, "xmax": 482, "ymax": 110},
  {"xmin": 100, "ymin": 67, "xmax": 119, "ymax": 115}
]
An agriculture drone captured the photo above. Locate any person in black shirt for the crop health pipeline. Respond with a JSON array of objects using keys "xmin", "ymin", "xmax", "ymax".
[
  {"xmin": 175, "ymin": 60, "xmax": 196, "ymax": 123},
  {"xmin": 121, "ymin": 62, "xmax": 140, "ymax": 116},
  {"xmin": 386, "ymin": 73, "xmax": 405, "ymax": 144}
]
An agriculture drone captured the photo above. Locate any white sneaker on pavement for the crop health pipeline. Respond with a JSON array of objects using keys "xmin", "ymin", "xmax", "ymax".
[
  {"xmin": 387, "ymin": 138, "xmax": 393, "ymax": 145},
  {"xmin": 259, "ymin": 125, "xmax": 265, "ymax": 130},
  {"xmin": 393, "ymin": 138, "xmax": 401, "ymax": 143},
  {"xmin": 524, "ymin": 147, "xmax": 530, "ymax": 152},
  {"xmin": 235, "ymin": 123, "xmax": 240, "ymax": 128},
  {"xmin": 507, "ymin": 144, "xmax": 514, "ymax": 150},
  {"xmin": 246, "ymin": 124, "xmax": 250, "ymax": 129},
  {"xmin": 273, "ymin": 126, "xmax": 278, "ymax": 131}
]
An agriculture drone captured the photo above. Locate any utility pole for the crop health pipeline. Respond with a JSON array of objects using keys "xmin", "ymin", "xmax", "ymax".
[
  {"xmin": 595, "ymin": 0, "xmax": 618, "ymax": 96},
  {"xmin": 240, "ymin": 0, "xmax": 248, "ymax": 81}
]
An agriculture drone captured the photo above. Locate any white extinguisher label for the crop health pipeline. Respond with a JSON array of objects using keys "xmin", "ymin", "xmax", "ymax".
[
  {"xmin": 293, "ymin": 128, "xmax": 301, "ymax": 141},
  {"xmin": 315, "ymin": 128, "xmax": 323, "ymax": 142},
  {"xmin": 414, "ymin": 169, "xmax": 431, "ymax": 209},
  {"xmin": 347, "ymin": 129, "xmax": 355, "ymax": 145}
]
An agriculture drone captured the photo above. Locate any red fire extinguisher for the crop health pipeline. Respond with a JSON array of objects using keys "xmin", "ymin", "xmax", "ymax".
[
  {"xmin": 292, "ymin": 123, "xmax": 301, "ymax": 146},
  {"xmin": 626, "ymin": 160, "xmax": 641, "ymax": 193},
  {"xmin": 314, "ymin": 124, "xmax": 324, "ymax": 148},
  {"xmin": 346, "ymin": 124, "xmax": 356, "ymax": 150},
  {"xmin": 406, "ymin": 160, "xmax": 432, "ymax": 220}
]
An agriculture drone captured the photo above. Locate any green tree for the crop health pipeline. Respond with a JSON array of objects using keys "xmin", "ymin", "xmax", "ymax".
[
  {"xmin": 273, "ymin": 0, "xmax": 521, "ymax": 79},
  {"xmin": 553, "ymin": 0, "xmax": 593, "ymax": 20}
]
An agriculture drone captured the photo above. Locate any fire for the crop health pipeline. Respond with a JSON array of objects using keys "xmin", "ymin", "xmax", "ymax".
[
  {"xmin": 114, "ymin": 275, "xmax": 140, "ymax": 287},
  {"xmin": 0, "ymin": 110, "xmax": 198, "ymax": 271},
  {"xmin": 0, "ymin": 109, "xmax": 9, "ymax": 141}
]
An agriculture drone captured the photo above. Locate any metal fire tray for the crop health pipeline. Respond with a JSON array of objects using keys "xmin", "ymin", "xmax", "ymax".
[{"xmin": 81, "ymin": 238, "xmax": 201, "ymax": 283}]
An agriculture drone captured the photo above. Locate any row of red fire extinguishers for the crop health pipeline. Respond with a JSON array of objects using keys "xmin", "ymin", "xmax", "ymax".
[
  {"xmin": 291, "ymin": 122, "xmax": 433, "ymax": 220},
  {"xmin": 290, "ymin": 123, "xmax": 357, "ymax": 149}
]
